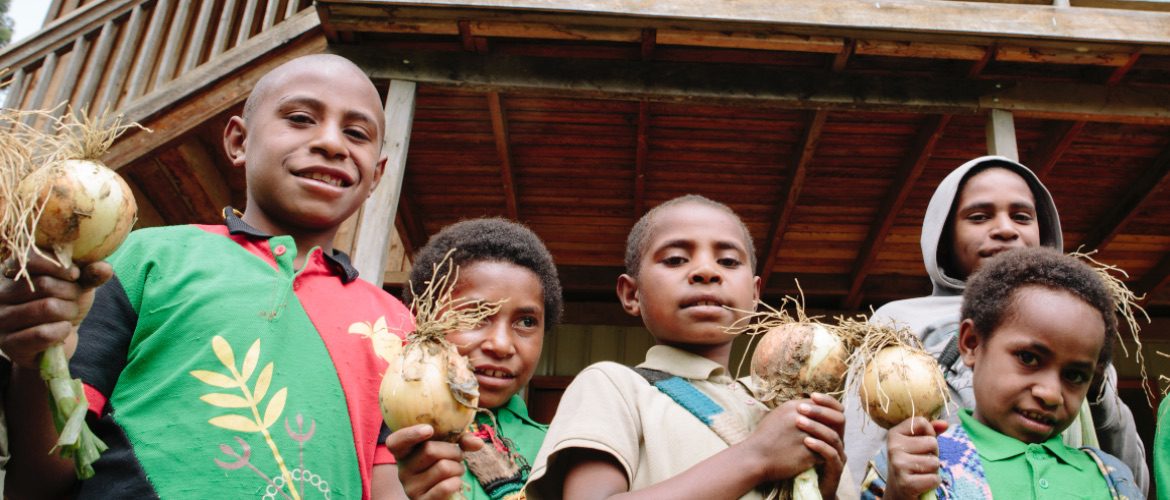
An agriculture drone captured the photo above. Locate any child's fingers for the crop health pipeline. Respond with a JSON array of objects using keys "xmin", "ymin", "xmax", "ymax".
[
  {"xmin": 457, "ymin": 431, "xmax": 485, "ymax": 452},
  {"xmin": 77, "ymin": 261, "xmax": 113, "ymax": 289},
  {"xmin": 415, "ymin": 475, "xmax": 466, "ymax": 500},
  {"xmin": 802, "ymin": 436, "xmax": 842, "ymax": 466},
  {"xmin": 0, "ymin": 321, "xmax": 73, "ymax": 369},
  {"xmin": 794, "ymin": 411, "xmax": 843, "ymax": 454},
  {"xmin": 404, "ymin": 457, "xmax": 466, "ymax": 498},
  {"xmin": 796, "ymin": 401, "xmax": 845, "ymax": 437},
  {"xmin": 807, "ymin": 392, "xmax": 844, "ymax": 412},
  {"xmin": 384, "ymin": 424, "xmax": 435, "ymax": 459}
]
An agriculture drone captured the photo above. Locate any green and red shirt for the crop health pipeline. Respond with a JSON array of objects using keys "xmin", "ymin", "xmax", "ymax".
[{"xmin": 71, "ymin": 212, "xmax": 412, "ymax": 499}]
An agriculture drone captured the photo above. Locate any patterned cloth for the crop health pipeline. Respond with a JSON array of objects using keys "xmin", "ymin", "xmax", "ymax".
[
  {"xmin": 463, "ymin": 395, "xmax": 546, "ymax": 500},
  {"xmin": 69, "ymin": 211, "xmax": 412, "ymax": 499}
]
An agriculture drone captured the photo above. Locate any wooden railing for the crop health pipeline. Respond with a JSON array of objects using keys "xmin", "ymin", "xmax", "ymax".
[{"xmin": 1, "ymin": 0, "xmax": 313, "ymax": 127}]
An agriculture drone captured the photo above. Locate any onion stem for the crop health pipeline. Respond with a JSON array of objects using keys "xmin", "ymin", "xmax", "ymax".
[
  {"xmin": 792, "ymin": 467, "xmax": 821, "ymax": 499},
  {"xmin": 39, "ymin": 343, "xmax": 108, "ymax": 479}
]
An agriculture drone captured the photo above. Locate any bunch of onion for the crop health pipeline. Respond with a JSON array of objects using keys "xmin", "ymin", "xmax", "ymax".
[
  {"xmin": 845, "ymin": 318, "xmax": 949, "ymax": 500},
  {"xmin": 1069, "ymin": 249, "xmax": 1153, "ymax": 407},
  {"xmin": 379, "ymin": 249, "xmax": 504, "ymax": 446},
  {"xmin": 2, "ymin": 108, "xmax": 143, "ymax": 479},
  {"xmin": 726, "ymin": 289, "xmax": 862, "ymax": 500}
]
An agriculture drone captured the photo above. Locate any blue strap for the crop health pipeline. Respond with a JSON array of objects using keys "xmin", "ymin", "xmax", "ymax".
[{"xmin": 633, "ymin": 367, "xmax": 748, "ymax": 445}]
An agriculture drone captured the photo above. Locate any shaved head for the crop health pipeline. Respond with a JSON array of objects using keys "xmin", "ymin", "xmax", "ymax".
[{"xmin": 243, "ymin": 54, "xmax": 384, "ymax": 133}]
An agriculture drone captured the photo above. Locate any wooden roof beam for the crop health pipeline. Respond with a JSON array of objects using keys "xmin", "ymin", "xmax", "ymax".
[
  {"xmin": 397, "ymin": 189, "xmax": 428, "ymax": 256},
  {"xmin": 1077, "ymin": 143, "xmax": 1170, "ymax": 252},
  {"xmin": 758, "ymin": 109, "xmax": 826, "ymax": 287},
  {"xmin": 634, "ymin": 101, "xmax": 648, "ymax": 217},
  {"xmin": 487, "ymin": 91, "xmax": 519, "ymax": 219},
  {"xmin": 843, "ymin": 114, "xmax": 952, "ymax": 310},
  {"xmin": 318, "ymin": 0, "xmax": 1170, "ymax": 47},
  {"xmin": 1030, "ymin": 120, "xmax": 1085, "ymax": 179},
  {"xmin": 1137, "ymin": 253, "xmax": 1170, "ymax": 306},
  {"xmin": 339, "ymin": 48, "xmax": 1170, "ymax": 124}
]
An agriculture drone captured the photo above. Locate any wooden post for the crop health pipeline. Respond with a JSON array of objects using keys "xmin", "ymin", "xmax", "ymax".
[
  {"xmin": 986, "ymin": 108, "xmax": 1019, "ymax": 161},
  {"xmin": 353, "ymin": 80, "xmax": 416, "ymax": 287}
]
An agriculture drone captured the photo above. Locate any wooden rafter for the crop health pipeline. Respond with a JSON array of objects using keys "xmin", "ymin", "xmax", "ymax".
[
  {"xmin": 487, "ymin": 91, "xmax": 519, "ymax": 219},
  {"xmin": 1107, "ymin": 50, "xmax": 1143, "ymax": 85},
  {"xmin": 1137, "ymin": 253, "xmax": 1170, "ymax": 306},
  {"xmin": 1077, "ymin": 144, "xmax": 1170, "ymax": 252},
  {"xmin": 1030, "ymin": 120, "xmax": 1085, "ymax": 180},
  {"xmin": 758, "ymin": 109, "xmax": 826, "ymax": 287},
  {"xmin": 640, "ymin": 28, "xmax": 656, "ymax": 60},
  {"xmin": 339, "ymin": 48, "xmax": 1170, "ymax": 124},
  {"xmin": 843, "ymin": 114, "xmax": 952, "ymax": 309},
  {"xmin": 634, "ymin": 100, "xmax": 649, "ymax": 217},
  {"xmin": 831, "ymin": 39, "xmax": 854, "ymax": 72},
  {"xmin": 968, "ymin": 44, "xmax": 995, "ymax": 78},
  {"xmin": 397, "ymin": 189, "xmax": 428, "ymax": 255}
]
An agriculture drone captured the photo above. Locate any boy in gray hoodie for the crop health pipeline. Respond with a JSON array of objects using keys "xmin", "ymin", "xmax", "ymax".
[{"xmin": 840, "ymin": 155, "xmax": 1148, "ymax": 495}]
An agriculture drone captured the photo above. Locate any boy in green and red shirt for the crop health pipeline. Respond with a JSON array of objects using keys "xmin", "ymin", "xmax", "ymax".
[{"xmin": 0, "ymin": 54, "xmax": 413, "ymax": 499}]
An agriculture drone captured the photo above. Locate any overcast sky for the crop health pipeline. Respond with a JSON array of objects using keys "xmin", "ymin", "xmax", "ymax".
[{"xmin": 9, "ymin": 2, "xmax": 51, "ymax": 45}]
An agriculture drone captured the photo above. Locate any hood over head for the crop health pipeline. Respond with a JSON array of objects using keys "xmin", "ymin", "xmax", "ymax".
[{"xmin": 921, "ymin": 155, "xmax": 1063, "ymax": 295}]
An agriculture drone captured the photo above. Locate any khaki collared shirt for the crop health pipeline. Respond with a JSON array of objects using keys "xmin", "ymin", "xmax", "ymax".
[{"xmin": 526, "ymin": 345, "xmax": 769, "ymax": 499}]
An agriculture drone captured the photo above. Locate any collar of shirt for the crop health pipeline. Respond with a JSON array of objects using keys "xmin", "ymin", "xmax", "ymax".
[
  {"xmin": 639, "ymin": 345, "xmax": 733, "ymax": 384},
  {"xmin": 221, "ymin": 207, "xmax": 360, "ymax": 283},
  {"xmin": 497, "ymin": 394, "xmax": 547, "ymax": 429},
  {"xmin": 958, "ymin": 408, "xmax": 1086, "ymax": 470}
]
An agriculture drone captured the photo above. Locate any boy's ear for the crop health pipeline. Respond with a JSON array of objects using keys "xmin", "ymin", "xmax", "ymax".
[
  {"xmin": 958, "ymin": 318, "xmax": 981, "ymax": 368},
  {"xmin": 224, "ymin": 116, "xmax": 248, "ymax": 168},
  {"xmin": 368, "ymin": 156, "xmax": 387, "ymax": 197},
  {"xmin": 616, "ymin": 274, "xmax": 641, "ymax": 318}
]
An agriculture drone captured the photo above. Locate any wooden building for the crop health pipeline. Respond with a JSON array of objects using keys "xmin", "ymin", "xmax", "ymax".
[{"xmin": 4, "ymin": 0, "xmax": 1170, "ymax": 470}]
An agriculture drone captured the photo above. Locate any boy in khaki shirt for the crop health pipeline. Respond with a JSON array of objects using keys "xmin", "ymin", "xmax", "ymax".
[{"xmin": 526, "ymin": 194, "xmax": 846, "ymax": 499}]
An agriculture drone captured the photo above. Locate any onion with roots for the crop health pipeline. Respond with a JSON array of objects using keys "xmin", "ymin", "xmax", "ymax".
[
  {"xmin": 728, "ymin": 291, "xmax": 862, "ymax": 500},
  {"xmin": 845, "ymin": 319, "xmax": 949, "ymax": 500},
  {"xmin": 1, "ymin": 109, "xmax": 144, "ymax": 479},
  {"xmin": 372, "ymin": 250, "xmax": 503, "ymax": 445}
]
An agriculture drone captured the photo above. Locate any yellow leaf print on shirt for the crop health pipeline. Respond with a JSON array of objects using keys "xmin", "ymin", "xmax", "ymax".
[
  {"xmin": 348, "ymin": 316, "xmax": 403, "ymax": 363},
  {"xmin": 191, "ymin": 336, "xmax": 300, "ymax": 500}
]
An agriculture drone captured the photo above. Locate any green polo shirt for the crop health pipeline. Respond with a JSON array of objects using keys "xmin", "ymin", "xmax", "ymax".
[
  {"xmin": 1155, "ymin": 398, "xmax": 1170, "ymax": 500},
  {"xmin": 463, "ymin": 395, "xmax": 547, "ymax": 499},
  {"xmin": 959, "ymin": 409, "xmax": 1110, "ymax": 499}
]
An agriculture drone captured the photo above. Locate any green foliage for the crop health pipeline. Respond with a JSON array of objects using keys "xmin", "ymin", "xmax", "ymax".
[{"xmin": 0, "ymin": 0, "xmax": 11, "ymax": 48}]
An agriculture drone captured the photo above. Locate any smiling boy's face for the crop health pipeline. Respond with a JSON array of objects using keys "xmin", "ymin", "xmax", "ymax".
[
  {"xmin": 617, "ymin": 202, "xmax": 760, "ymax": 354},
  {"xmin": 225, "ymin": 55, "xmax": 387, "ymax": 239},
  {"xmin": 959, "ymin": 285, "xmax": 1105, "ymax": 443},
  {"xmin": 949, "ymin": 167, "xmax": 1041, "ymax": 279},
  {"xmin": 446, "ymin": 260, "xmax": 545, "ymax": 410}
]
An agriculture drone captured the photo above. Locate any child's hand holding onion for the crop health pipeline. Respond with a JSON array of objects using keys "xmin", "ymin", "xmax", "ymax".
[
  {"xmin": 737, "ymin": 393, "xmax": 847, "ymax": 498},
  {"xmin": 883, "ymin": 417, "xmax": 949, "ymax": 500},
  {"xmin": 383, "ymin": 423, "xmax": 485, "ymax": 499}
]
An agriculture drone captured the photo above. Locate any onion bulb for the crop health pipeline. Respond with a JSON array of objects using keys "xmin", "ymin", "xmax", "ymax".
[
  {"xmin": 751, "ymin": 322, "xmax": 850, "ymax": 408},
  {"xmin": 373, "ymin": 250, "xmax": 503, "ymax": 444},
  {"xmin": 17, "ymin": 159, "xmax": 137, "ymax": 265},
  {"xmin": 379, "ymin": 337, "xmax": 479, "ymax": 442},
  {"xmin": 859, "ymin": 346, "xmax": 947, "ymax": 429}
]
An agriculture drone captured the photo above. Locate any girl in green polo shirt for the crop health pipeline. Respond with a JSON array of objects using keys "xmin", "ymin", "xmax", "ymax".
[
  {"xmin": 384, "ymin": 218, "xmax": 562, "ymax": 500},
  {"xmin": 862, "ymin": 248, "xmax": 1141, "ymax": 499}
]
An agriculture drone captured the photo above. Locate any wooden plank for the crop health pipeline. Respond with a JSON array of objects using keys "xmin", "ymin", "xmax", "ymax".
[
  {"xmin": 127, "ymin": 0, "xmax": 172, "ymax": 100},
  {"xmin": 397, "ymin": 189, "xmax": 427, "ymax": 255},
  {"xmin": 237, "ymin": 0, "xmax": 261, "ymax": 45},
  {"xmin": 353, "ymin": 80, "xmax": 417, "ymax": 287},
  {"xmin": 3, "ymin": 68, "xmax": 27, "ymax": 109},
  {"xmin": 832, "ymin": 39, "xmax": 854, "ymax": 72},
  {"xmin": 634, "ymin": 100, "xmax": 648, "ymax": 216},
  {"xmin": 1107, "ymin": 50, "xmax": 1142, "ymax": 85},
  {"xmin": 656, "ymin": 27, "xmax": 841, "ymax": 53},
  {"xmin": 487, "ymin": 92, "xmax": 519, "ymax": 218},
  {"xmin": 758, "ymin": 109, "xmax": 825, "ymax": 286},
  {"xmin": 1077, "ymin": 144, "xmax": 1170, "ymax": 252},
  {"xmin": 213, "ymin": 0, "xmax": 243, "ymax": 56},
  {"xmin": 1029, "ymin": 120, "xmax": 1084, "ymax": 179},
  {"xmin": 854, "ymin": 39, "xmax": 985, "ymax": 61},
  {"xmin": 176, "ymin": 140, "xmax": 232, "ymax": 211},
  {"xmin": 50, "ymin": 36, "xmax": 89, "ymax": 118},
  {"xmin": 96, "ymin": 4, "xmax": 146, "ymax": 112},
  {"xmin": 0, "ymin": 0, "xmax": 137, "ymax": 73},
  {"xmin": 124, "ymin": 174, "xmax": 166, "ymax": 228},
  {"xmin": 986, "ymin": 109, "xmax": 1019, "ymax": 160},
  {"xmin": 287, "ymin": 0, "xmax": 304, "ymax": 19},
  {"xmin": 23, "ymin": 51, "xmax": 58, "ymax": 122},
  {"xmin": 1136, "ymin": 253, "xmax": 1170, "ymax": 305},
  {"xmin": 183, "ymin": 0, "xmax": 219, "ymax": 72},
  {"xmin": 316, "ymin": 0, "xmax": 1170, "ymax": 46},
  {"xmin": 339, "ymin": 47, "xmax": 1170, "ymax": 124},
  {"xmin": 471, "ymin": 19, "xmax": 642, "ymax": 42},
  {"xmin": 103, "ymin": 10, "xmax": 324, "ymax": 171},
  {"xmin": 995, "ymin": 45, "xmax": 1132, "ymax": 66},
  {"xmin": 843, "ymin": 114, "xmax": 951, "ymax": 309},
  {"xmin": 75, "ymin": 20, "xmax": 118, "ymax": 115},
  {"xmin": 263, "ymin": 0, "xmax": 282, "ymax": 30},
  {"xmin": 153, "ymin": 1, "xmax": 194, "ymax": 89}
]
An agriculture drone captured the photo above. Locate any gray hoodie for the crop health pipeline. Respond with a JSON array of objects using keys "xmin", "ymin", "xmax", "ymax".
[{"xmin": 840, "ymin": 156, "xmax": 1148, "ymax": 495}]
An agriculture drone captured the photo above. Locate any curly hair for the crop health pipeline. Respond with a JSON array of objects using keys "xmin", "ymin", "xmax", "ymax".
[
  {"xmin": 961, "ymin": 247, "xmax": 1116, "ymax": 370},
  {"xmin": 403, "ymin": 218, "xmax": 563, "ymax": 329},
  {"xmin": 623, "ymin": 194, "xmax": 756, "ymax": 277}
]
